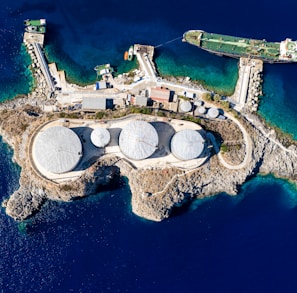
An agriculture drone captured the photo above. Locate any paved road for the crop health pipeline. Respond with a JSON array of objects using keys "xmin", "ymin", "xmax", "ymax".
[
  {"xmin": 207, "ymin": 112, "xmax": 253, "ymax": 170},
  {"xmin": 238, "ymin": 64, "xmax": 251, "ymax": 108},
  {"xmin": 246, "ymin": 115, "xmax": 297, "ymax": 158}
]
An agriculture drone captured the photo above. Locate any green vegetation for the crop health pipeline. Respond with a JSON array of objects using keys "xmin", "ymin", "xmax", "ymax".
[
  {"xmin": 127, "ymin": 106, "xmax": 153, "ymax": 115},
  {"xmin": 156, "ymin": 111, "xmax": 167, "ymax": 117},
  {"xmin": 213, "ymin": 94, "xmax": 221, "ymax": 102},
  {"xmin": 202, "ymin": 92, "xmax": 213, "ymax": 101},
  {"xmin": 59, "ymin": 112, "xmax": 80, "ymax": 119},
  {"xmin": 220, "ymin": 143, "xmax": 229, "ymax": 153},
  {"xmin": 181, "ymin": 116, "xmax": 202, "ymax": 125},
  {"xmin": 95, "ymin": 111, "xmax": 107, "ymax": 120},
  {"xmin": 60, "ymin": 184, "xmax": 74, "ymax": 192},
  {"xmin": 178, "ymin": 95, "xmax": 190, "ymax": 101}
]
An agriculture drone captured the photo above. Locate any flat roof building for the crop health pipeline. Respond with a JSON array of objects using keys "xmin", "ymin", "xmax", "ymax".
[
  {"xmin": 82, "ymin": 97, "xmax": 113, "ymax": 110},
  {"xmin": 95, "ymin": 81, "xmax": 107, "ymax": 90},
  {"xmin": 150, "ymin": 87, "xmax": 172, "ymax": 102},
  {"xmin": 130, "ymin": 95, "xmax": 148, "ymax": 107}
]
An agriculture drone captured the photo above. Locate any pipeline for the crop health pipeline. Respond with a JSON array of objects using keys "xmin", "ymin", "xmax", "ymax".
[{"xmin": 154, "ymin": 36, "xmax": 182, "ymax": 48}]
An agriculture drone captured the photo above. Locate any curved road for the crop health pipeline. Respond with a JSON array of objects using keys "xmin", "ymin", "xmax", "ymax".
[{"xmin": 207, "ymin": 112, "xmax": 253, "ymax": 170}]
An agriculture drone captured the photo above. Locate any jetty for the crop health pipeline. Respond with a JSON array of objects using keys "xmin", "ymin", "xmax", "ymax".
[
  {"xmin": 23, "ymin": 19, "xmax": 55, "ymax": 99},
  {"xmin": 134, "ymin": 44, "xmax": 158, "ymax": 81},
  {"xmin": 2, "ymin": 19, "xmax": 297, "ymax": 224},
  {"xmin": 231, "ymin": 58, "xmax": 263, "ymax": 112}
]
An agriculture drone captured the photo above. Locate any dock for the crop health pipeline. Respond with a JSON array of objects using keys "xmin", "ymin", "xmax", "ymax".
[
  {"xmin": 32, "ymin": 42, "xmax": 55, "ymax": 93},
  {"xmin": 134, "ymin": 44, "xmax": 158, "ymax": 81},
  {"xmin": 231, "ymin": 58, "xmax": 263, "ymax": 112},
  {"xmin": 23, "ymin": 22, "xmax": 55, "ymax": 99}
]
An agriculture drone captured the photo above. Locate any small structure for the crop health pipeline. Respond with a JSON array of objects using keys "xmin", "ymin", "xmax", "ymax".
[
  {"xmin": 184, "ymin": 91, "xmax": 195, "ymax": 99},
  {"xmin": 90, "ymin": 128, "xmax": 111, "ymax": 148},
  {"xmin": 194, "ymin": 100, "xmax": 204, "ymax": 107},
  {"xmin": 179, "ymin": 100, "xmax": 192, "ymax": 113},
  {"xmin": 207, "ymin": 107, "xmax": 219, "ymax": 119},
  {"xmin": 171, "ymin": 129, "xmax": 205, "ymax": 161},
  {"xmin": 94, "ymin": 64, "xmax": 114, "ymax": 77},
  {"xmin": 119, "ymin": 120, "xmax": 158, "ymax": 160},
  {"xmin": 95, "ymin": 81, "xmax": 107, "ymax": 90},
  {"xmin": 33, "ymin": 126, "xmax": 82, "ymax": 174},
  {"xmin": 197, "ymin": 106, "xmax": 207, "ymax": 114},
  {"xmin": 150, "ymin": 87, "xmax": 172, "ymax": 102},
  {"xmin": 134, "ymin": 96, "xmax": 148, "ymax": 107},
  {"xmin": 82, "ymin": 97, "xmax": 113, "ymax": 111}
]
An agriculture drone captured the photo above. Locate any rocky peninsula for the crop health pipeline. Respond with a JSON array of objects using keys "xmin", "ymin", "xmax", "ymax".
[
  {"xmin": 1, "ymin": 96, "xmax": 297, "ymax": 222},
  {"xmin": 0, "ymin": 21, "xmax": 297, "ymax": 222}
]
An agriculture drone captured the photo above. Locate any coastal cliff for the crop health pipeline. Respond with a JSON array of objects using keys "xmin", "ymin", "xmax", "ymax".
[{"xmin": 0, "ymin": 100, "xmax": 296, "ymax": 222}]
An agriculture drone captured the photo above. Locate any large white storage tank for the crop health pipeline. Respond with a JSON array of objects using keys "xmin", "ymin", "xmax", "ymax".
[
  {"xmin": 33, "ymin": 126, "xmax": 82, "ymax": 174},
  {"xmin": 119, "ymin": 120, "xmax": 158, "ymax": 160},
  {"xmin": 171, "ymin": 129, "xmax": 205, "ymax": 161}
]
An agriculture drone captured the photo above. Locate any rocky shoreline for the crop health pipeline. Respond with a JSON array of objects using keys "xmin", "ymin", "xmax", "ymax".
[
  {"xmin": 0, "ymin": 95, "xmax": 296, "ymax": 222},
  {"xmin": 0, "ymin": 32, "xmax": 297, "ymax": 222}
]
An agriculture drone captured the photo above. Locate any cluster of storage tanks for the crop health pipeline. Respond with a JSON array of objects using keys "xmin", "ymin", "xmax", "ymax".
[
  {"xmin": 32, "ymin": 120, "xmax": 207, "ymax": 175},
  {"xmin": 179, "ymin": 99, "xmax": 224, "ymax": 120}
]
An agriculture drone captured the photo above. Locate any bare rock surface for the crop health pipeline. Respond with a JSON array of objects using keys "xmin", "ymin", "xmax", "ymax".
[{"xmin": 0, "ymin": 104, "xmax": 296, "ymax": 222}]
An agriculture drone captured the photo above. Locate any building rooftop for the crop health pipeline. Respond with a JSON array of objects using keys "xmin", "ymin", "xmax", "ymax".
[
  {"xmin": 82, "ymin": 97, "xmax": 113, "ymax": 110},
  {"xmin": 150, "ymin": 87, "xmax": 171, "ymax": 102}
]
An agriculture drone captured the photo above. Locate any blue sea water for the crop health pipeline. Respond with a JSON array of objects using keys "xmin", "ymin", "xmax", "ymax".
[{"xmin": 1, "ymin": 0, "xmax": 297, "ymax": 292}]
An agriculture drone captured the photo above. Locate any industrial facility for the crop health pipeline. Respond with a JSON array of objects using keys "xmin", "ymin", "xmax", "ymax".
[
  {"xmin": 171, "ymin": 129, "xmax": 205, "ymax": 161},
  {"xmin": 32, "ymin": 126, "xmax": 83, "ymax": 174},
  {"xmin": 30, "ymin": 116, "xmax": 210, "ymax": 180},
  {"xmin": 90, "ymin": 128, "xmax": 111, "ymax": 148},
  {"xmin": 119, "ymin": 120, "xmax": 159, "ymax": 161}
]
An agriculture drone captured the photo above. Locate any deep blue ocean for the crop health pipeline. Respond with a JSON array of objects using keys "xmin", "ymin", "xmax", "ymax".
[{"xmin": 1, "ymin": 0, "xmax": 297, "ymax": 292}]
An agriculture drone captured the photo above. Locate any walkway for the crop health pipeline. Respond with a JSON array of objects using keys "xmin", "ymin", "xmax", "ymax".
[
  {"xmin": 33, "ymin": 42, "xmax": 55, "ymax": 93},
  {"xmin": 246, "ymin": 115, "xmax": 297, "ymax": 158}
]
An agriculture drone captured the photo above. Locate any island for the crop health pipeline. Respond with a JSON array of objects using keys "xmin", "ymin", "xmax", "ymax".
[{"xmin": 1, "ymin": 19, "xmax": 297, "ymax": 222}]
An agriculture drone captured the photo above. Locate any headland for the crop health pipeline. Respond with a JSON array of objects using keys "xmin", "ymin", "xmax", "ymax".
[{"xmin": 0, "ymin": 20, "xmax": 297, "ymax": 222}]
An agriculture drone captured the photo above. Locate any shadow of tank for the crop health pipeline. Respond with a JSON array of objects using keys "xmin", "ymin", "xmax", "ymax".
[{"xmin": 149, "ymin": 121, "xmax": 176, "ymax": 158}]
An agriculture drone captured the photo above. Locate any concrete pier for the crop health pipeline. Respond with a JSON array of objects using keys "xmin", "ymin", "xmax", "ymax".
[
  {"xmin": 32, "ymin": 42, "xmax": 55, "ymax": 93},
  {"xmin": 231, "ymin": 58, "xmax": 263, "ymax": 112},
  {"xmin": 24, "ymin": 31, "xmax": 55, "ymax": 97},
  {"xmin": 134, "ymin": 44, "xmax": 158, "ymax": 81}
]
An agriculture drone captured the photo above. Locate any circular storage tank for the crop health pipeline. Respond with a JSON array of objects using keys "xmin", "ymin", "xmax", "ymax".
[
  {"xmin": 171, "ymin": 129, "xmax": 205, "ymax": 161},
  {"xmin": 91, "ymin": 127, "xmax": 110, "ymax": 148},
  {"xmin": 194, "ymin": 100, "xmax": 204, "ymax": 107},
  {"xmin": 179, "ymin": 101, "xmax": 192, "ymax": 113},
  {"xmin": 208, "ymin": 107, "xmax": 219, "ymax": 118},
  {"xmin": 197, "ymin": 106, "xmax": 207, "ymax": 114},
  {"xmin": 119, "ymin": 120, "xmax": 158, "ymax": 160},
  {"xmin": 33, "ymin": 126, "xmax": 82, "ymax": 174}
]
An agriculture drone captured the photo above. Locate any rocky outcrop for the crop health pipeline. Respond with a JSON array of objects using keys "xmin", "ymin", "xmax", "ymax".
[
  {"xmin": 2, "ymin": 158, "xmax": 120, "ymax": 221},
  {"xmin": 0, "ymin": 105, "xmax": 296, "ymax": 222}
]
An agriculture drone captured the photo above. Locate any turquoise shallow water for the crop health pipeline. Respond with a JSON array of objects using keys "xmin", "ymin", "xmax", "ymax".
[
  {"xmin": 258, "ymin": 64, "xmax": 297, "ymax": 140},
  {"xmin": 1, "ymin": 1, "xmax": 297, "ymax": 291},
  {"xmin": 155, "ymin": 43, "xmax": 239, "ymax": 95},
  {"xmin": 0, "ymin": 44, "xmax": 33, "ymax": 102}
]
